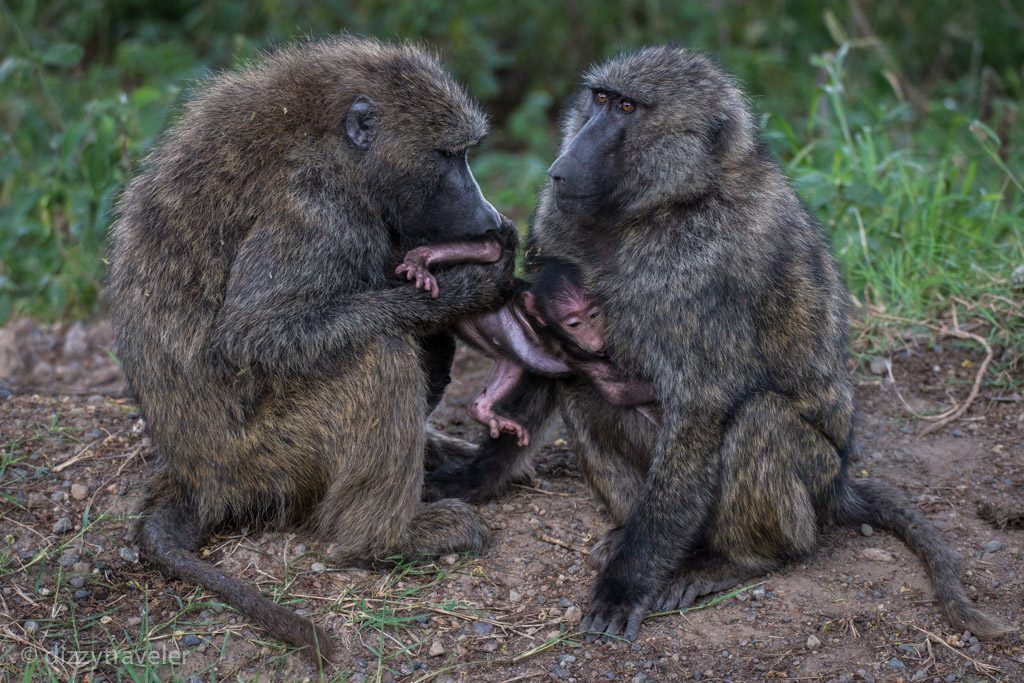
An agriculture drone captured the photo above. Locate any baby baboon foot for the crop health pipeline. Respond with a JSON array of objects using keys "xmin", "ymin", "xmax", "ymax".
[
  {"xmin": 652, "ymin": 572, "xmax": 743, "ymax": 612},
  {"xmin": 467, "ymin": 403, "xmax": 529, "ymax": 445},
  {"xmin": 409, "ymin": 499, "xmax": 491, "ymax": 555},
  {"xmin": 395, "ymin": 258, "xmax": 439, "ymax": 298}
]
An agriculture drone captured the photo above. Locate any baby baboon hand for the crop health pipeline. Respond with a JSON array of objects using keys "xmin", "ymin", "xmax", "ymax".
[
  {"xmin": 396, "ymin": 256, "xmax": 440, "ymax": 298},
  {"xmin": 587, "ymin": 526, "xmax": 623, "ymax": 569}
]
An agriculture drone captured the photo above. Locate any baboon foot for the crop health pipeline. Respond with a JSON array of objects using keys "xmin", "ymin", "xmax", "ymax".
[
  {"xmin": 652, "ymin": 565, "xmax": 750, "ymax": 612},
  {"xmin": 407, "ymin": 499, "xmax": 491, "ymax": 556}
]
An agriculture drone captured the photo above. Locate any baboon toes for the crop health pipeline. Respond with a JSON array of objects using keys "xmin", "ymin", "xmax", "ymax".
[{"xmin": 410, "ymin": 499, "xmax": 491, "ymax": 556}]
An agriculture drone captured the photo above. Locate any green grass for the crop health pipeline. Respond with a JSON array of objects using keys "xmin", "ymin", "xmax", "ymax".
[{"xmin": 1, "ymin": 1, "xmax": 1022, "ymax": 372}]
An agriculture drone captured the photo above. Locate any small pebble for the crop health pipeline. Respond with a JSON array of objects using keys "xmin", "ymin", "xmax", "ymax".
[
  {"xmin": 72, "ymin": 562, "xmax": 89, "ymax": 573},
  {"xmin": 127, "ymin": 616, "xmax": 142, "ymax": 626},
  {"xmin": 509, "ymin": 589, "xmax": 522, "ymax": 603},
  {"xmin": 70, "ymin": 483, "xmax": 88, "ymax": 500},
  {"xmin": 69, "ymin": 576, "xmax": 86, "ymax": 588},
  {"xmin": 860, "ymin": 523, "xmax": 874, "ymax": 537},
  {"xmin": 310, "ymin": 562, "xmax": 326, "ymax": 573},
  {"xmin": 182, "ymin": 634, "xmax": 201, "ymax": 647},
  {"xmin": 472, "ymin": 621, "xmax": 494, "ymax": 636},
  {"xmin": 548, "ymin": 665, "xmax": 571, "ymax": 680},
  {"xmin": 859, "ymin": 547, "xmax": 895, "ymax": 563},
  {"xmin": 806, "ymin": 634, "xmax": 821, "ymax": 649},
  {"xmin": 856, "ymin": 669, "xmax": 876, "ymax": 683},
  {"xmin": 982, "ymin": 540, "xmax": 1003, "ymax": 554},
  {"xmin": 25, "ymin": 620, "xmax": 39, "ymax": 635},
  {"xmin": 560, "ymin": 654, "xmax": 577, "ymax": 667},
  {"xmin": 52, "ymin": 517, "xmax": 73, "ymax": 535},
  {"xmin": 119, "ymin": 547, "xmax": 140, "ymax": 563},
  {"xmin": 440, "ymin": 553, "xmax": 458, "ymax": 565},
  {"xmin": 564, "ymin": 605, "xmax": 583, "ymax": 624},
  {"xmin": 73, "ymin": 589, "xmax": 89, "ymax": 600},
  {"xmin": 429, "ymin": 639, "xmax": 445, "ymax": 657},
  {"xmin": 887, "ymin": 657, "xmax": 906, "ymax": 670},
  {"xmin": 58, "ymin": 552, "xmax": 80, "ymax": 568}
]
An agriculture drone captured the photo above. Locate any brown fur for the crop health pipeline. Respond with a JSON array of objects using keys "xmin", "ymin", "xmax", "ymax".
[
  {"xmin": 428, "ymin": 46, "xmax": 1013, "ymax": 640},
  {"xmin": 107, "ymin": 36, "xmax": 518, "ymax": 659}
]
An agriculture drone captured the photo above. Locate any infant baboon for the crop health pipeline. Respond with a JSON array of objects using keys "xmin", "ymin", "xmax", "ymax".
[
  {"xmin": 398, "ymin": 247, "xmax": 658, "ymax": 445},
  {"xmin": 107, "ymin": 36, "xmax": 518, "ymax": 658},
  {"xmin": 428, "ymin": 46, "xmax": 1013, "ymax": 641}
]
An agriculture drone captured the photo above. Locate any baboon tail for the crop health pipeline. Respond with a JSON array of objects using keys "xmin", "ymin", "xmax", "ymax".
[
  {"xmin": 137, "ymin": 500, "xmax": 333, "ymax": 661},
  {"xmin": 838, "ymin": 478, "xmax": 1014, "ymax": 639}
]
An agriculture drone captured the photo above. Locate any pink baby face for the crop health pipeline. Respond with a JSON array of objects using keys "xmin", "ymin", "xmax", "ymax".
[{"xmin": 547, "ymin": 292, "xmax": 605, "ymax": 355}]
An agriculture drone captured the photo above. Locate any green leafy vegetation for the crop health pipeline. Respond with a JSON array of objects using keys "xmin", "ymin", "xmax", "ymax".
[{"xmin": 2, "ymin": 1, "xmax": 1021, "ymax": 353}]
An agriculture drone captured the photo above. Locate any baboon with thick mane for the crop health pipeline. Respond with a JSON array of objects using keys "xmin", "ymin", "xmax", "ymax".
[
  {"xmin": 427, "ymin": 46, "xmax": 1013, "ymax": 641},
  {"xmin": 107, "ymin": 36, "xmax": 517, "ymax": 658}
]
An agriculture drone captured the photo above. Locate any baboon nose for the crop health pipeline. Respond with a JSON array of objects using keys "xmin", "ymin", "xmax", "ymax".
[
  {"xmin": 547, "ymin": 157, "xmax": 566, "ymax": 182},
  {"xmin": 481, "ymin": 200, "xmax": 501, "ymax": 231}
]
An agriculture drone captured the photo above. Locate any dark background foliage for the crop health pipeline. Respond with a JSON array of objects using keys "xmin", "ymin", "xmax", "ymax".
[{"xmin": 1, "ymin": 0, "xmax": 1022, "ymax": 326}]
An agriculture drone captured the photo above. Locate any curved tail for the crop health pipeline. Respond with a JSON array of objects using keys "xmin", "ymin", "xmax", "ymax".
[
  {"xmin": 138, "ymin": 501, "xmax": 333, "ymax": 661},
  {"xmin": 838, "ymin": 478, "xmax": 1014, "ymax": 639}
]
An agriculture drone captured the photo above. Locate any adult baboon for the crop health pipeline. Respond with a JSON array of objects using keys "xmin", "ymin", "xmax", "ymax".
[
  {"xmin": 427, "ymin": 46, "xmax": 1012, "ymax": 641},
  {"xmin": 107, "ymin": 36, "xmax": 517, "ymax": 658}
]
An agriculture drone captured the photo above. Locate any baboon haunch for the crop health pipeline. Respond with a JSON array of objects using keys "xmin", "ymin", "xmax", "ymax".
[
  {"xmin": 428, "ymin": 46, "xmax": 1012, "ymax": 640},
  {"xmin": 107, "ymin": 36, "xmax": 518, "ymax": 658}
]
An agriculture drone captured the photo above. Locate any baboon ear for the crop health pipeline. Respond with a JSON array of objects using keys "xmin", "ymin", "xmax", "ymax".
[
  {"xmin": 346, "ymin": 95, "xmax": 378, "ymax": 150},
  {"xmin": 522, "ymin": 291, "xmax": 547, "ymax": 326},
  {"xmin": 709, "ymin": 114, "xmax": 732, "ymax": 155}
]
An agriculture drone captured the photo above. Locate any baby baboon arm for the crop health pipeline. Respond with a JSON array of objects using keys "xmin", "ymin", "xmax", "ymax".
[
  {"xmin": 209, "ymin": 214, "xmax": 516, "ymax": 377},
  {"xmin": 581, "ymin": 406, "xmax": 725, "ymax": 641},
  {"xmin": 406, "ymin": 240, "xmax": 503, "ymax": 268},
  {"xmin": 397, "ymin": 240, "xmax": 502, "ymax": 298},
  {"xmin": 575, "ymin": 360, "xmax": 657, "ymax": 406},
  {"xmin": 468, "ymin": 359, "xmax": 530, "ymax": 446}
]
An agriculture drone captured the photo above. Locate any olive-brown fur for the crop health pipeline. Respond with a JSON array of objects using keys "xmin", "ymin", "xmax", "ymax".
[
  {"xmin": 107, "ymin": 36, "xmax": 517, "ymax": 659},
  {"xmin": 427, "ymin": 46, "xmax": 1012, "ymax": 641}
]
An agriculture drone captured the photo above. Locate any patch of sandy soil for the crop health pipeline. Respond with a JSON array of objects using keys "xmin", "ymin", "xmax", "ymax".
[{"xmin": 0, "ymin": 319, "xmax": 1021, "ymax": 682}]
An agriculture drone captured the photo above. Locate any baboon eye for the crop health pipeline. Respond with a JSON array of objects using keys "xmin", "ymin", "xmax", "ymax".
[
  {"xmin": 620, "ymin": 100, "xmax": 636, "ymax": 113},
  {"xmin": 567, "ymin": 321, "xmax": 581, "ymax": 328},
  {"xmin": 594, "ymin": 92, "xmax": 609, "ymax": 105}
]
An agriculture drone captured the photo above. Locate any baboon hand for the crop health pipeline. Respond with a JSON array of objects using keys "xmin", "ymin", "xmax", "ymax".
[{"xmin": 580, "ymin": 573, "xmax": 652, "ymax": 642}]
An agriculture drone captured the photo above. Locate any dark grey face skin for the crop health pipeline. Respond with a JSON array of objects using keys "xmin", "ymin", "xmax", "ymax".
[
  {"xmin": 347, "ymin": 95, "xmax": 501, "ymax": 242},
  {"xmin": 547, "ymin": 90, "xmax": 640, "ymax": 215},
  {"xmin": 414, "ymin": 150, "xmax": 502, "ymax": 239}
]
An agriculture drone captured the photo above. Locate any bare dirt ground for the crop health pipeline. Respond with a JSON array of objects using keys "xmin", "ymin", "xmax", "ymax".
[{"xmin": 0, "ymin": 318, "xmax": 1022, "ymax": 682}]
